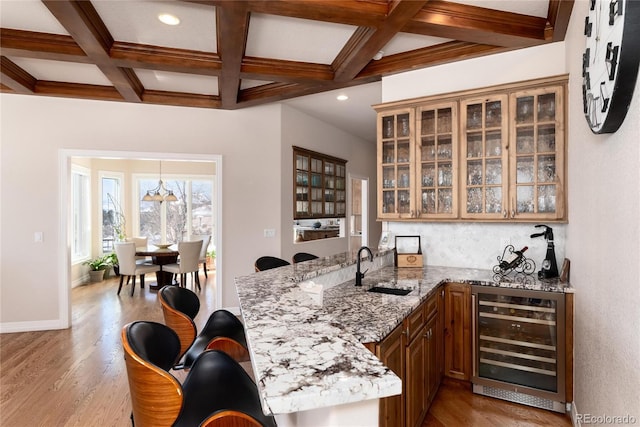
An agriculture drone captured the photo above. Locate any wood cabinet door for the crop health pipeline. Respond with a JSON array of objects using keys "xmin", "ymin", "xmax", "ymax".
[
  {"xmin": 426, "ymin": 314, "xmax": 440, "ymax": 404},
  {"xmin": 377, "ymin": 324, "xmax": 405, "ymax": 427},
  {"xmin": 405, "ymin": 324, "xmax": 428, "ymax": 427},
  {"xmin": 444, "ymin": 283, "xmax": 472, "ymax": 380}
]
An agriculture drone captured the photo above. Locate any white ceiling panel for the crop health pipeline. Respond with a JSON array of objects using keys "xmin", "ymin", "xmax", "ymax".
[
  {"xmin": 446, "ymin": 0, "xmax": 549, "ymax": 18},
  {"xmin": 8, "ymin": 57, "xmax": 112, "ymax": 85},
  {"xmin": 135, "ymin": 69, "xmax": 218, "ymax": 95},
  {"xmin": 93, "ymin": 1, "xmax": 216, "ymax": 53},
  {"xmin": 240, "ymin": 79, "xmax": 274, "ymax": 90},
  {"xmin": 246, "ymin": 13, "xmax": 356, "ymax": 64},
  {"xmin": 382, "ymin": 33, "xmax": 452, "ymax": 57},
  {"xmin": 0, "ymin": 0, "xmax": 68, "ymax": 34}
]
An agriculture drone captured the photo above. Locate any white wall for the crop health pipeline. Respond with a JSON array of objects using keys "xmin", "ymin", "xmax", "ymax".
[
  {"xmin": 280, "ymin": 105, "xmax": 381, "ymax": 260},
  {"xmin": 564, "ymin": 0, "xmax": 640, "ymax": 420}
]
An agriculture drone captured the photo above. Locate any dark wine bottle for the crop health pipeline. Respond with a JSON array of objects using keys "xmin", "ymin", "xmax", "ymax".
[{"xmin": 500, "ymin": 246, "xmax": 528, "ymax": 269}]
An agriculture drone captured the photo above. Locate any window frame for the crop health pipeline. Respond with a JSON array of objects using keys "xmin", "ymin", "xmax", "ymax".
[
  {"xmin": 98, "ymin": 171, "xmax": 125, "ymax": 254},
  {"xmin": 71, "ymin": 165, "xmax": 91, "ymax": 264}
]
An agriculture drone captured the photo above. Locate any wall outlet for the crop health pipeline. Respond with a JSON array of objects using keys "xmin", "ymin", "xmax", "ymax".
[{"xmin": 264, "ymin": 229, "xmax": 276, "ymax": 238}]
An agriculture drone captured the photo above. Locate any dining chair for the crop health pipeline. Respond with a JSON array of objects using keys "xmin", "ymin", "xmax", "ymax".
[
  {"xmin": 121, "ymin": 321, "xmax": 276, "ymax": 427},
  {"xmin": 162, "ymin": 240, "xmax": 203, "ymax": 290},
  {"xmin": 197, "ymin": 235, "xmax": 212, "ymax": 279},
  {"xmin": 159, "ymin": 285, "xmax": 249, "ymax": 369},
  {"xmin": 254, "ymin": 256, "xmax": 290, "ymax": 272},
  {"xmin": 292, "ymin": 252, "xmax": 319, "ymax": 263},
  {"xmin": 126, "ymin": 236, "xmax": 149, "ymax": 263},
  {"xmin": 114, "ymin": 242, "xmax": 160, "ymax": 296}
]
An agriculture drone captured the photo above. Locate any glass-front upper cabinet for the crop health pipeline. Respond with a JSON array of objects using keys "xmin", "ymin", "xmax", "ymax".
[
  {"xmin": 378, "ymin": 108, "xmax": 415, "ymax": 219},
  {"xmin": 509, "ymin": 86, "xmax": 565, "ymax": 220},
  {"xmin": 416, "ymin": 102, "xmax": 458, "ymax": 218},
  {"xmin": 460, "ymin": 95, "xmax": 509, "ymax": 219}
]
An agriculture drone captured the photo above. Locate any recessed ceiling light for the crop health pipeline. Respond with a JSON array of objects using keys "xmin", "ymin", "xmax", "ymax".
[
  {"xmin": 158, "ymin": 13, "xmax": 180, "ymax": 26},
  {"xmin": 337, "ymin": 94, "xmax": 349, "ymax": 101},
  {"xmin": 373, "ymin": 51, "xmax": 384, "ymax": 61}
]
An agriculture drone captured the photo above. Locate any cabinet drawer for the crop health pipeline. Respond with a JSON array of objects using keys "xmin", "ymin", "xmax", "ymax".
[{"xmin": 406, "ymin": 303, "xmax": 426, "ymax": 342}]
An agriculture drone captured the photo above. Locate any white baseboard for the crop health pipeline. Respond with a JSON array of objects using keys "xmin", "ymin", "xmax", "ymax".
[
  {"xmin": 0, "ymin": 319, "xmax": 67, "ymax": 334},
  {"xmin": 571, "ymin": 401, "xmax": 580, "ymax": 427}
]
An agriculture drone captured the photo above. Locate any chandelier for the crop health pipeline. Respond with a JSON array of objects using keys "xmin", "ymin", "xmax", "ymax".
[{"xmin": 142, "ymin": 161, "xmax": 178, "ymax": 203}]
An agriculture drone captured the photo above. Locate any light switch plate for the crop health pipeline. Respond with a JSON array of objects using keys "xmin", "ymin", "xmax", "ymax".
[
  {"xmin": 34, "ymin": 231, "xmax": 44, "ymax": 242},
  {"xmin": 264, "ymin": 229, "xmax": 276, "ymax": 238}
]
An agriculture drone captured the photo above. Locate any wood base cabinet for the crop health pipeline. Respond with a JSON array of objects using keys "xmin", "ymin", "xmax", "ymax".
[
  {"xmin": 444, "ymin": 282, "xmax": 472, "ymax": 381},
  {"xmin": 367, "ymin": 292, "xmax": 442, "ymax": 427}
]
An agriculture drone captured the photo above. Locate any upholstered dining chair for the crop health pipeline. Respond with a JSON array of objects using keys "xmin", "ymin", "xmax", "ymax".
[
  {"xmin": 114, "ymin": 242, "xmax": 160, "ymax": 296},
  {"xmin": 197, "ymin": 235, "xmax": 212, "ymax": 278},
  {"xmin": 162, "ymin": 240, "xmax": 203, "ymax": 290},
  {"xmin": 159, "ymin": 285, "xmax": 249, "ymax": 369},
  {"xmin": 126, "ymin": 236, "xmax": 149, "ymax": 263},
  {"xmin": 254, "ymin": 256, "xmax": 290, "ymax": 272},
  {"xmin": 121, "ymin": 321, "xmax": 276, "ymax": 427},
  {"xmin": 292, "ymin": 252, "xmax": 319, "ymax": 263}
]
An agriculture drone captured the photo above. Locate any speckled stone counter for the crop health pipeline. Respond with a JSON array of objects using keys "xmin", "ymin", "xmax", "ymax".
[{"xmin": 234, "ymin": 251, "xmax": 572, "ymax": 420}]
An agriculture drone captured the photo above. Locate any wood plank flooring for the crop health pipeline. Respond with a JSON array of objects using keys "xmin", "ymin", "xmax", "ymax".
[{"xmin": 1, "ymin": 273, "xmax": 572, "ymax": 427}]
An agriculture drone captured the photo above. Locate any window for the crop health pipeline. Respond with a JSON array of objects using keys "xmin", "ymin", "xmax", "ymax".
[
  {"xmin": 71, "ymin": 165, "xmax": 91, "ymax": 262},
  {"xmin": 100, "ymin": 173, "xmax": 124, "ymax": 253},
  {"xmin": 137, "ymin": 175, "xmax": 214, "ymax": 250}
]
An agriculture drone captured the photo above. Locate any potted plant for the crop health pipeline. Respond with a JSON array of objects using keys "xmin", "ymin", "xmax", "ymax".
[
  {"xmin": 104, "ymin": 252, "xmax": 119, "ymax": 278},
  {"xmin": 84, "ymin": 255, "xmax": 110, "ymax": 283},
  {"xmin": 206, "ymin": 248, "xmax": 216, "ymax": 270}
]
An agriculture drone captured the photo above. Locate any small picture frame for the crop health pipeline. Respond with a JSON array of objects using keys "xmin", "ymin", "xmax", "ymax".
[{"xmin": 378, "ymin": 231, "xmax": 393, "ymax": 250}]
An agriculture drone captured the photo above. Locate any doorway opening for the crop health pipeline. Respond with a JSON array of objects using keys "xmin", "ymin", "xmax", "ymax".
[{"xmin": 59, "ymin": 150, "xmax": 223, "ymax": 328}]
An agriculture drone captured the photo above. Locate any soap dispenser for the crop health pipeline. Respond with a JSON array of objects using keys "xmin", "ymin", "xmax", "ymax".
[{"xmin": 530, "ymin": 225, "xmax": 559, "ymax": 279}]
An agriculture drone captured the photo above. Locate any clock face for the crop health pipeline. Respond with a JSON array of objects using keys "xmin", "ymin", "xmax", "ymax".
[{"xmin": 582, "ymin": 0, "xmax": 640, "ymax": 134}]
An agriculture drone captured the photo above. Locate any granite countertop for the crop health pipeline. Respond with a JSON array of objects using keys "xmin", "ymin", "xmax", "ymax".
[{"xmin": 234, "ymin": 251, "xmax": 572, "ymax": 416}]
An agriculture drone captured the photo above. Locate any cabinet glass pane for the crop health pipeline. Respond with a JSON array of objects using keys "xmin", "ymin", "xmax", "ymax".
[
  {"xmin": 312, "ymin": 202, "xmax": 322, "ymax": 214},
  {"xmin": 336, "ymin": 177, "xmax": 345, "ymax": 190},
  {"xmin": 422, "ymin": 137, "xmax": 436, "ymax": 161},
  {"xmin": 311, "ymin": 158, "xmax": 322, "ymax": 173},
  {"xmin": 325, "ymin": 162, "xmax": 334, "ymax": 175},
  {"xmin": 383, "ymin": 116, "xmax": 394, "ymax": 138},
  {"xmin": 437, "ymin": 163, "xmax": 452, "ymax": 186},
  {"xmin": 296, "ymin": 201, "xmax": 308, "ymax": 214},
  {"xmin": 486, "ymin": 131, "xmax": 502, "ymax": 157},
  {"xmin": 538, "ymin": 155, "xmax": 556, "ymax": 182},
  {"xmin": 422, "ymin": 164, "xmax": 435, "ymax": 187},
  {"xmin": 486, "ymin": 187, "xmax": 502, "ymax": 213},
  {"xmin": 311, "ymin": 173, "xmax": 322, "ymax": 187},
  {"xmin": 467, "ymin": 187, "xmax": 482, "ymax": 213},
  {"xmin": 422, "ymin": 189, "xmax": 435, "ymax": 213},
  {"xmin": 398, "ymin": 113, "xmax": 410, "ymax": 137},
  {"xmin": 336, "ymin": 190, "xmax": 345, "ymax": 202},
  {"xmin": 397, "ymin": 141, "xmax": 411, "ymax": 163},
  {"xmin": 467, "ymin": 133, "xmax": 482, "ymax": 158},
  {"xmin": 383, "ymin": 142, "xmax": 395, "ymax": 163},
  {"xmin": 296, "ymin": 155, "xmax": 308, "ymax": 170},
  {"xmin": 325, "ymin": 189, "xmax": 334, "ymax": 201},
  {"xmin": 437, "ymin": 136, "xmax": 452, "ymax": 160},
  {"xmin": 398, "ymin": 166, "xmax": 410, "ymax": 188},
  {"xmin": 325, "ymin": 202, "xmax": 334, "ymax": 215},
  {"xmin": 538, "ymin": 125, "xmax": 556, "ymax": 152},
  {"xmin": 421, "ymin": 110, "xmax": 435, "ymax": 135},
  {"xmin": 467, "ymin": 160, "xmax": 483, "ymax": 185},
  {"xmin": 485, "ymin": 159, "xmax": 502, "ymax": 185},
  {"xmin": 438, "ymin": 108, "xmax": 452, "ymax": 133},
  {"xmin": 398, "ymin": 190, "xmax": 411, "ymax": 213},
  {"xmin": 516, "ymin": 96, "xmax": 534, "ymax": 124},
  {"xmin": 467, "ymin": 104, "xmax": 483, "ymax": 129},
  {"xmin": 336, "ymin": 164, "xmax": 345, "ymax": 177},
  {"xmin": 311, "ymin": 188, "xmax": 322, "ymax": 201},
  {"xmin": 383, "ymin": 166, "xmax": 396, "ymax": 188},
  {"xmin": 538, "ymin": 185, "xmax": 557, "ymax": 213},
  {"xmin": 326, "ymin": 176, "xmax": 334, "ymax": 189},
  {"xmin": 485, "ymin": 101, "xmax": 502, "ymax": 127},
  {"xmin": 438, "ymin": 189, "xmax": 453, "ymax": 213},
  {"xmin": 296, "ymin": 187, "xmax": 308, "ymax": 201},
  {"xmin": 538, "ymin": 93, "xmax": 556, "ymax": 122},
  {"xmin": 516, "ymin": 157, "xmax": 534, "ymax": 183},
  {"xmin": 382, "ymin": 191, "xmax": 395, "ymax": 214},
  {"xmin": 516, "ymin": 127, "xmax": 535, "ymax": 153},
  {"xmin": 296, "ymin": 171, "xmax": 308, "ymax": 186},
  {"xmin": 516, "ymin": 186, "xmax": 534, "ymax": 213},
  {"xmin": 336, "ymin": 203, "xmax": 346, "ymax": 215}
]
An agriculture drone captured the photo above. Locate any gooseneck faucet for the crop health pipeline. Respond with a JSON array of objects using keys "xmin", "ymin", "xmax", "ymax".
[{"xmin": 355, "ymin": 246, "xmax": 374, "ymax": 286}]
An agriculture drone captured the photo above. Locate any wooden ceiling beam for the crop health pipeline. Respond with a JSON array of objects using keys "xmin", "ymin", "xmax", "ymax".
[
  {"xmin": 42, "ymin": 0, "xmax": 143, "ymax": 102},
  {"xmin": 242, "ymin": 57, "xmax": 334, "ymax": 82},
  {"xmin": 0, "ymin": 29, "xmax": 88, "ymax": 61},
  {"xmin": 36, "ymin": 81, "xmax": 123, "ymax": 100},
  {"xmin": 545, "ymin": 0, "xmax": 575, "ymax": 42},
  {"xmin": 333, "ymin": 0, "xmax": 428, "ymax": 83},
  {"xmin": 216, "ymin": 3, "xmax": 250, "ymax": 107},
  {"xmin": 142, "ymin": 90, "xmax": 221, "ymax": 109},
  {"xmin": 110, "ymin": 42, "xmax": 221, "ymax": 75},
  {"xmin": 404, "ymin": 0, "xmax": 548, "ymax": 48},
  {"xmin": 0, "ymin": 56, "xmax": 36, "ymax": 94}
]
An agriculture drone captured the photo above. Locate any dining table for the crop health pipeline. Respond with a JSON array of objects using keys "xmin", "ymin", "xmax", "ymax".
[{"xmin": 135, "ymin": 245, "xmax": 179, "ymax": 290}]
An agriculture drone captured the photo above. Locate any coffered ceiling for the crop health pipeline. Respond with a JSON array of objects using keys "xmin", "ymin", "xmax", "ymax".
[{"xmin": 1, "ymin": 1, "xmax": 573, "ymax": 140}]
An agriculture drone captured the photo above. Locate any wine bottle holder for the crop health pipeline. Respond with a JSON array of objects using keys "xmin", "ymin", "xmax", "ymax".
[{"xmin": 492, "ymin": 245, "xmax": 536, "ymax": 283}]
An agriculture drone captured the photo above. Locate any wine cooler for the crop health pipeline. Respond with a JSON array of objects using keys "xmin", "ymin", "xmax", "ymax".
[{"xmin": 471, "ymin": 286, "xmax": 566, "ymax": 412}]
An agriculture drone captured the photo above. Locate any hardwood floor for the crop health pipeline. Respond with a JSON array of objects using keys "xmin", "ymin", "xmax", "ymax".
[{"xmin": 1, "ymin": 274, "xmax": 572, "ymax": 427}]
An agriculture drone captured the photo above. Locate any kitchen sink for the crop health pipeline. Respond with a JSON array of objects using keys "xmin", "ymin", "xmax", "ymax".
[{"xmin": 367, "ymin": 286, "xmax": 412, "ymax": 296}]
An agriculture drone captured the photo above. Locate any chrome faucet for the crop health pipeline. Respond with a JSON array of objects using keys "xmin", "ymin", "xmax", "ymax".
[{"xmin": 355, "ymin": 246, "xmax": 374, "ymax": 286}]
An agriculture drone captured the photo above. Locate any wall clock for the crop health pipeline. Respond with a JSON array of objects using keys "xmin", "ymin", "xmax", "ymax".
[{"xmin": 582, "ymin": 0, "xmax": 640, "ymax": 134}]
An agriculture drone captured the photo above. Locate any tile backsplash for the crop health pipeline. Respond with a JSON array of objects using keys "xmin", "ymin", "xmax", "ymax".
[{"xmin": 384, "ymin": 222, "xmax": 566, "ymax": 272}]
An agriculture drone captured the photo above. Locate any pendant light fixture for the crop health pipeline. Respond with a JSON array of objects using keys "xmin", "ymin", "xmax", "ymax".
[{"xmin": 142, "ymin": 161, "xmax": 178, "ymax": 203}]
